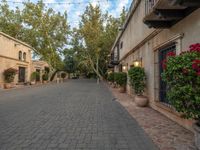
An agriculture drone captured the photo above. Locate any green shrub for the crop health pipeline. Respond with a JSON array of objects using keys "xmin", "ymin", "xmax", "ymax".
[
  {"xmin": 115, "ymin": 72, "xmax": 127, "ymax": 86},
  {"xmin": 107, "ymin": 72, "xmax": 115, "ymax": 82},
  {"xmin": 3, "ymin": 68, "xmax": 18, "ymax": 83},
  {"xmin": 162, "ymin": 43, "xmax": 200, "ymax": 123},
  {"xmin": 42, "ymin": 73, "xmax": 49, "ymax": 81},
  {"xmin": 31, "ymin": 72, "xmax": 40, "ymax": 81},
  {"xmin": 128, "ymin": 67, "xmax": 146, "ymax": 95},
  {"xmin": 61, "ymin": 73, "xmax": 67, "ymax": 79}
]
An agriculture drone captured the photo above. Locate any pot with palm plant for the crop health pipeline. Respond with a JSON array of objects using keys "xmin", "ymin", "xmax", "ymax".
[
  {"xmin": 115, "ymin": 72, "xmax": 127, "ymax": 93},
  {"xmin": 3, "ymin": 68, "xmax": 18, "ymax": 89},
  {"xmin": 128, "ymin": 67, "xmax": 148, "ymax": 107}
]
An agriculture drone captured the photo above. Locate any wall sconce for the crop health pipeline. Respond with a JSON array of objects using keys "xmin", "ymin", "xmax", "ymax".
[
  {"xmin": 133, "ymin": 61, "xmax": 140, "ymax": 67},
  {"xmin": 133, "ymin": 58, "xmax": 142, "ymax": 67},
  {"xmin": 122, "ymin": 65, "xmax": 127, "ymax": 71}
]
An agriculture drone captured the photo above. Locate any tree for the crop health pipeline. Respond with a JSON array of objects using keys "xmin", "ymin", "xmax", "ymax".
[
  {"xmin": 0, "ymin": 0, "xmax": 69, "ymax": 72},
  {"xmin": 21, "ymin": 0, "xmax": 69, "ymax": 71},
  {"xmin": 120, "ymin": 6, "xmax": 127, "ymax": 26},
  {"xmin": 78, "ymin": 4, "xmax": 104, "ymax": 83},
  {"xmin": 0, "ymin": 0, "xmax": 23, "ymax": 38}
]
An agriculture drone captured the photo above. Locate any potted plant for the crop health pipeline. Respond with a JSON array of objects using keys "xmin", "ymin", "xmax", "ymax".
[
  {"xmin": 115, "ymin": 72, "xmax": 127, "ymax": 93},
  {"xmin": 162, "ymin": 43, "xmax": 200, "ymax": 150},
  {"xmin": 61, "ymin": 72, "xmax": 67, "ymax": 82},
  {"xmin": 42, "ymin": 73, "xmax": 49, "ymax": 83},
  {"xmin": 128, "ymin": 67, "xmax": 148, "ymax": 107},
  {"xmin": 30, "ymin": 72, "xmax": 39, "ymax": 85},
  {"xmin": 3, "ymin": 68, "xmax": 18, "ymax": 89},
  {"xmin": 107, "ymin": 72, "xmax": 114, "ymax": 85}
]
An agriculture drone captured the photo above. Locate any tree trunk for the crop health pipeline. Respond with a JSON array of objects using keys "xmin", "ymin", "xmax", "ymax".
[{"xmin": 96, "ymin": 58, "xmax": 100, "ymax": 84}]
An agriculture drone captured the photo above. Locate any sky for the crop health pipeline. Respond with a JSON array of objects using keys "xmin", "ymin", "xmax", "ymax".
[{"xmin": 6, "ymin": 0, "xmax": 133, "ymax": 28}]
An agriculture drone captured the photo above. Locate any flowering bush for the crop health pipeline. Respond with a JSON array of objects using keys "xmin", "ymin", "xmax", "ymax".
[
  {"xmin": 61, "ymin": 73, "xmax": 67, "ymax": 79},
  {"xmin": 162, "ymin": 43, "xmax": 200, "ymax": 124},
  {"xmin": 107, "ymin": 72, "xmax": 115, "ymax": 82},
  {"xmin": 115, "ymin": 72, "xmax": 127, "ymax": 87},
  {"xmin": 3, "ymin": 68, "xmax": 18, "ymax": 83},
  {"xmin": 31, "ymin": 72, "xmax": 40, "ymax": 81},
  {"xmin": 128, "ymin": 67, "xmax": 146, "ymax": 95},
  {"xmin": 42, "ymin": 73, "xmax": 49, "ymax": 81}
]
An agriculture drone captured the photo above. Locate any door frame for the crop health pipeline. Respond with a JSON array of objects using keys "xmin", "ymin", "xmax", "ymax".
[
  {"xmin": 158, "ymin": 43, "xmax": 176, "ymax": 104},
  {"xmin": 18, "ymin": 66, "xmax": 26, "ymax": 83}
]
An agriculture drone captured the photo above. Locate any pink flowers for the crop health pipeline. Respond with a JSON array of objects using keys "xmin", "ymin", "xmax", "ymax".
[
  {"xmin": 189, "ymin": 43, "xmax": 200, "ymax": 52},
  {"xmin": 161, "ymin": 44, "xmax": 200, "ymax": 76},
  {"xmin": 192, "ymin": 59, "xmax": 200, "ymax": 76},
  {"xmin": 161, "ymin": 52, "xmax": 176, "ymax": 70},
  {"xmin": 167, "ymin": 51, "xmax": 176, "ymax": 57},
  {"xmin": 162, "ymin": 59, "xmax": 167, "ymax": 70}
]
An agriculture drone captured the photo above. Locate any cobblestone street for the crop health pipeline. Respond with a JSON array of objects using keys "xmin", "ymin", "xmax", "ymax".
[{"xmin": 0, "ymin": 79, "xmax": 157, "ymax": 150}]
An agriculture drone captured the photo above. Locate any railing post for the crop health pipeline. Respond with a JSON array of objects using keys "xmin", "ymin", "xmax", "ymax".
[{"xmin": 145, "ymin": 0, "xmax": 159, "ymax": 15}]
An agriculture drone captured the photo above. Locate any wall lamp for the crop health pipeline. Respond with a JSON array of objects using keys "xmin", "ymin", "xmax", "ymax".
[{"xmin": 133, "ymin": 58, "xmax": 142, "ymax": 67}]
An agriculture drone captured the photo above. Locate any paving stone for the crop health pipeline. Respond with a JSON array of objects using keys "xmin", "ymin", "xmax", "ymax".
[
  {"xmin": 109, "ymin": 84, "xmax": 196, "ymax": 150},
  {"xmin": 0, "ymin": 79, "xmax": 157, "ymax": 150}
]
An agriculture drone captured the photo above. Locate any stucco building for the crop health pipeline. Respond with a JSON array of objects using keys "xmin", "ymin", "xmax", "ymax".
[
  {"xmin": 0, "ymin": 32, "xmax": 33, "ymax": 88},
  {"xmin": 110, "ymin": 0, "xmax": 200, "ymax": 130},
  {"xmin": 31, "ymin": 60, "xmax": 50, "ymax": 82}
]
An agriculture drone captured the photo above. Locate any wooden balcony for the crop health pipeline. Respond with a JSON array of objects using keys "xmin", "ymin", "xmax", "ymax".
[
  {"xmin": 144, "ymin": 0, "xmax": 200, "ymax": 28},
  {"xmin": 110, "ymin": 45, "xmax": 120, "ymax": 66},
  {"xmin": 108, "ymin": 63, "xmax": 114, "ymax": 68},
  {"xmin": 110, "ymin": 60, "xmax": 119, "ymax": 65}
]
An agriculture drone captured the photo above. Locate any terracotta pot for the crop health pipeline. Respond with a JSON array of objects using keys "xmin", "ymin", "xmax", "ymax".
[
  {"xmin": 118, "ymin": 86, "xmax": 126, "ymax": 93},
  {"xmin": 43, "ymin": 81, "xmax": 47, "ymax": 84},
  {"xmin": 4, "ymin": 83, "xmax": 11, "ymax": 89},
  {"xmin": 31, "ymin": 81, "xmax": 36, "ymax": 85},
  {"xmin": 111, "ymin": 83, "xmax": 116, "ymax": 88},
  {"xmin": 194, "ymin": 123, "xmax": 200, "ymax": 150},
  {"xmin": 135, "ymin": 95, "xmax": 148, "ymax": 107}
]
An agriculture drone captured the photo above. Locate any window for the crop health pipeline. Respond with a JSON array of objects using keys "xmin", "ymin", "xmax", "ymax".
[
  {"xmin": 23, "ymin": 52, "xmax": 26, "ymax": 61},
  {"xmin": 120, "ymin": 42, "xmax": 123, "ymax": 49},
  {"xmin": 19, "ymin": 51, "xmax": 22, "ymax": 60},
  {"xmin": 155, "ymin": 43, "xmax": 176, "ymax": 105}
]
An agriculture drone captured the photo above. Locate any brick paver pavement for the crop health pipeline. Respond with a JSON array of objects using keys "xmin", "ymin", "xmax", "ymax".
[
  {"xmin": 108, "ymin": 85, "xmax": 196, "ymax": 150},
  {"xmin": 0, "ymin": 79, "xmax": 158, "ymax": 150}
]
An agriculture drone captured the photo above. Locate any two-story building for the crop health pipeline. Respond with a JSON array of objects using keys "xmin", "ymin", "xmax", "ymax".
[
  {"xmin": 0, "ymin": 32, "xmax": 33, "ymax": 88},
  {"xmin": 110, "ymin": 0, "xmax": 200, "ymax": 130}
]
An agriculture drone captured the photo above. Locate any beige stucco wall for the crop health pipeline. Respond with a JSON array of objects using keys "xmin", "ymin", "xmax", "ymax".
[
  {"xmin": 116, "ymin": 0, "xmax": 200, "ymax": 131},
  {"xmin": 0, "ymin": 32, "xmax": 32, "ymax": 88},
  {"xmin": 31, "ymin": 60, "xmax": 49, "ymax": 82}
]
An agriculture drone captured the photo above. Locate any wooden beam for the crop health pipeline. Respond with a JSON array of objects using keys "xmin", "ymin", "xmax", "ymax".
[
  {"xmin": 144, "ymin": 20, "xmax": 173, "ymax": 28},
  {"xmin": 171, "ymin": 0, "xmax": 200, "ymax": 7},
  {"xmin": 181, "ymin": 0, "xmax": 200, "ymax": 7},
  {"xmin": 155, "ymin": 9, "xmax": 185, "ymax": 20}
]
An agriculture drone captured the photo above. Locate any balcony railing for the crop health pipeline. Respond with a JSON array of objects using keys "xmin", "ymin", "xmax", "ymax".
[
  {"xmin": 145, "ymin": 0, "xmax": 159, "ymax": 15},
  {"xmin": 144, "ymin": 0, "xmax": 200, "ymax": 28}
]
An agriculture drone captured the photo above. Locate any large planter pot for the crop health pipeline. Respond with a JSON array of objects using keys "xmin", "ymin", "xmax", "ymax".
[
  {"xmin": 43, "ymin": 81, "xmax": 47, "ymax": 84},
  {"xmin": 118, "ymin": 86, "xmax": 126, "ymax": 93},
  {"xmin": 4, "ymin": 83, "xmax": 11, "ymax": 89},
  {"xmin": 135, "ymin": 95, "xmax": 148, "ymax": 107},
  {"xmin": 111, "ymin": 83, "xmax": 116, "ymax": 88},
  {"xmin": 194, "ymin": 123, "xmax": 200, "ymax": 150},
  {"xmin": 31, "ymin": 81, "xmax": 36, "ymax": 85}
]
